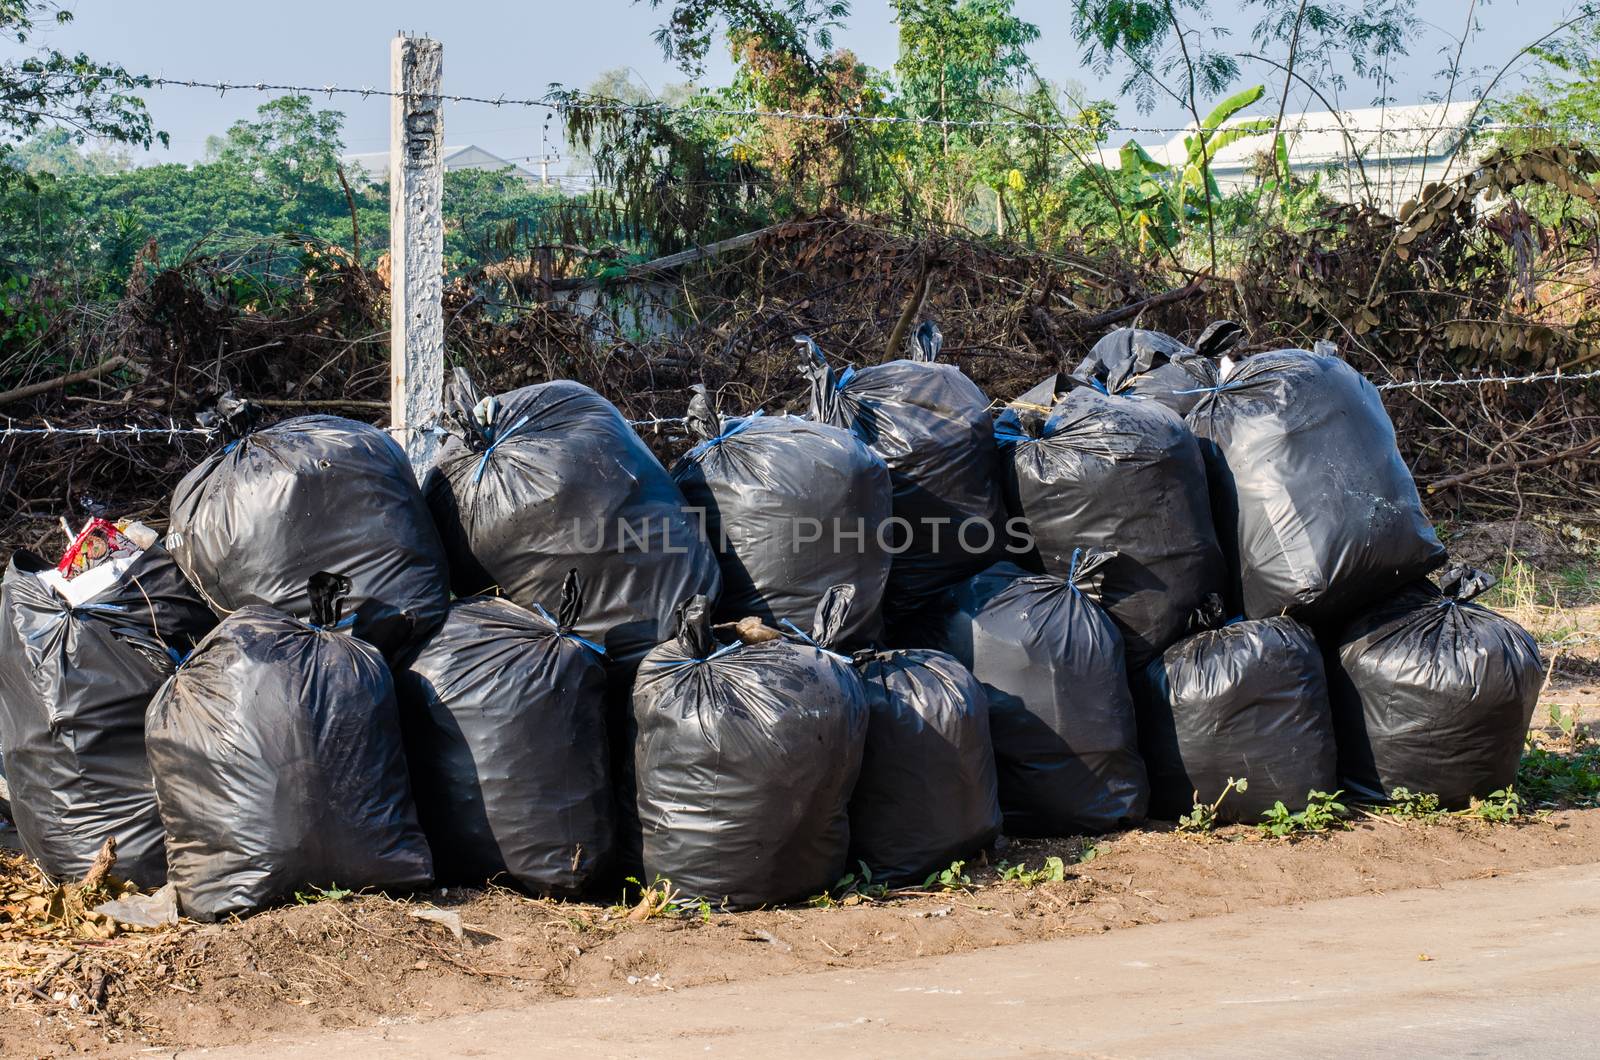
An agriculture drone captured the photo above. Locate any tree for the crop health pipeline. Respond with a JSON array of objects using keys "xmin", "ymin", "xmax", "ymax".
[
  {"xmin": 1494, "ymin": 18, "xmax": 1600, "ymax": 151},
  {"xmin": 1066, "ymin": 0, "xmax": 1419, "ymax": 115},
  {"xmin": 890, "ymin": 0, "xmax": 1041, "ymax": 225},
  {"xmin": 1491, "ymin": 16, "xmax": 1600, "ymax": 222},
  {"xmin": 1095, "ymin": 84, "xmax": 1274, "ymax": 252},
  {"xmin": 639, "ymin": 0, "xmax": 850, "ymax": 79},
  {"xmin": 206, "ymin": 95, "xmax": 347, "ymax": 194},
  {"xmin": 0, "ymin": 1, "xmax": 162, "ymax": 153},
  {"xmin": 440, "ymin": 169, "xmax": 567, "ymax": 271},
  {"xmin": 565, "ymin": 67, "xmax": 696, "ymax": 174},
  {"xmin": 0, "ymin": 1, "xmax": 162, "ymax": 278},
  {"xmin": 564, "ymin": 3, "xmax": 884, "ymax": 250},
  {"xmin": 12, "ymin": 127, "xmax": 132, "ymax": 176}
]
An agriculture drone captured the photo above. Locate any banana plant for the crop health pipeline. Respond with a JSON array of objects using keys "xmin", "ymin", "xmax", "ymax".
[{"xmin": 1097, "ymin": 84, "xmax": 1276, "ymax": 250}]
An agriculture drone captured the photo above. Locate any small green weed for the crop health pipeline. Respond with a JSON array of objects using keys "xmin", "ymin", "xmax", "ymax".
[
  {"xmin": 810, "ymin": 861, "xmax": 891, "ymax": 907},
  {"xmin": 1379, "ymin": 787, "xmax": 1444, "ymax": 821},
  {"xmin": 1464, "ymin": 787, "xmax": 1521, "ymax": 823},
  {"xmin": 613, "ymin": 876, "xmax": 711, "ymax": 921},
  {"xmin": 1556, "ymin": 561, "xmax": 1600, "ymax": 605},
  {"xmin": 1547, "ymin": 702, "xmax": 1582, "ymax": 743},
  {"xmin": 294, "ymin": 884, "xmax": 353, "ymax": 905},
  {"xmin": 1372, "ymin": 784, "xmax": 1532, "ymax": 825},
  {"xmin": 1519, "ymin": 737, "xmax": 1600, "ymax": 808},
  {"xmin": 1177, "ymin": 777, "xmax": 1248, "ymax": 833},
  {"xmin": 997, "ymin": 856, "xmax": 1067, "ymax": 887},
  {"xmin": 923, "ymin": 860, "xmax": 972, "ymax": 891},
  {"xmin": 1258, "ymin": 790, "xmax": 1349, "ymax": 838}
]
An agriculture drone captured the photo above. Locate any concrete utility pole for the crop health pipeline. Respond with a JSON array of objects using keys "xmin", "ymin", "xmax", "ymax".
[{"xmin": 389, "ymin": 34, "xmax": 445, "ymax": 475}]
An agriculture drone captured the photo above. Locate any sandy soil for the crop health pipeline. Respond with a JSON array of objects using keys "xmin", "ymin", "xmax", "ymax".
[{"xmin": 3, "ymin": 807, "xmax": 1599, "ymax": 1057}]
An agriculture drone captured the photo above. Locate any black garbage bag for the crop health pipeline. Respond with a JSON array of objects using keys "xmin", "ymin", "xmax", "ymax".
[
  {"xmin": 930, "ymin": 556, "xmax": 1147, "ymax": 836},
  {"xmin": 168, "ymin": 400, "xmax": 450, "ymax": 661},
  {"xmin": 632, "ymin": 587, "xmax": 868, "ymax": 907},
  {"xmin": 426, "ymin": 371, "xmax": 721, "ymax": 669},
  {"xmin": 1137, "ymin": 616, "xmax": 1336, "ymax": 822},
  {"xmin": 395, "ymin": 574, "xmax": 613, "ymax": 896},
  {"xmin": 671, "ymin": 391, "xmax": 892, "ymax": 646},
  {"xmin": 998, "ymin": 376, "xmax": 1225, "ymax": 665},
  {"xmin": 1186, "ymin": 348, "xmax": 1445, "ymax": 625},
  {"xmin": 1074, "ymin": 321, "xmax": 1242, "ymax": 416},
  {"xmin": 1328, "ymin": 566, "xmax": 1541, "ymax": 809},
  {"xmin": 0, "ymin": 545, "xmax": 214, "ymax": 886},
  {"xmin": 801, "ymin": 329, "xmax": 1007, "ymax": 616},
  {"xmin": 145, "ymin": 574, "xmax": 433, "ymax": 921},
  {"xmin": 848, "ymin": 648, "xmax": 1002, "ymax": 886}
]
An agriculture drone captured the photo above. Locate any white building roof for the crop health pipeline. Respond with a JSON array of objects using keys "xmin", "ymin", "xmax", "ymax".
[
  {"xmin": 339, "ymin": 145, "xmax": 540, "ymax": 184},
  {"xmin": 1091, "ymin": 100, "xmax": 1486, "ymax": 205}
]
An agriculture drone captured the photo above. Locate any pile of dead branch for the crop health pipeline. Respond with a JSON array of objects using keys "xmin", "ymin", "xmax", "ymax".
[
  {"xmin": 0, "ymin": 841, "xmax": 194, "ymax": 1039},
  {"xmin": 2, "ymin": 140, "xmax": 1598, "ymax": 556}
]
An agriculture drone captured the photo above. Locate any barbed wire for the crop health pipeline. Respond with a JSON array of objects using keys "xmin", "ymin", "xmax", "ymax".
[
  {"xmin": 5, "ymin": 366, "xmax": 1598, "ymax": 444},
  {"xmin": 1375, "ymin": 367, "xmax": 1600, "ymax": 391},
  {"xmin": 0, "ymin": 420, "xmax": 215, "ymax": 442},
  {"xmin": 143, "ymin": 78, "xmax": 1600, "ymax": 138}
]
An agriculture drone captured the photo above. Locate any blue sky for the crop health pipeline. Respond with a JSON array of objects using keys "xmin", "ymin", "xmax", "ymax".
[{"xmin": 4, "ymin": 0, "xmax": 1580, "ymax": 167}]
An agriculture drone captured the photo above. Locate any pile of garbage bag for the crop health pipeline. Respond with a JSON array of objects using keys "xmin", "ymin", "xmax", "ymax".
[
  {"xmin": 849, "ymin": 647, "xmax": 1002, "ymax": 886},
  {"xmin": 631, "ymin": 589, "xmax": 867, "ymax": 907},
  {"xmin": 0, "ymin": 319, "xmax": 1545, "ymax": 919},
  {"xmin": 672, "ymin": 389, "xmax": 892, "ymax": 646},
  {"xmin": 1186, "ymin": 348, "xmax": 1446, "ymax": 625},
  {"xmin": 804, "ymin": 330, "xmax": 1007, "ymax": 618},
  {"xmin": 426, "ymin": 371, "xmax": 721, "ymax": 669},
  {"xmin": 167, "ymin": 398, "xmax": 451, "ymax": 662},
  {"xmin": 0, "ymin": 528, "xmax": 214, "ymax": 887},
  {"xmin": 395, "ymin": 573, "xmax": 614, "ymax": 896},
  {"xmin": 998, "ymin": 374, "xmax": 1225, "ymax": 664},
  {"xmin": 1328, "ymin": 567, "xmax": 1543, "ymax": 808},
  {"xmin": 1074, "ymin": 321, "xmax": 1243, "ymax": 416},
  {"xmin": 1137, "ymin": 616, "xmax": 1336, "ymax": 823},
  {"xmin": 930, "ymin": 554, "xmax": 1149, "ymax": 836},
  {"xmin": 144, "ymin": 574, "xmax": 433, "ymax": 921}
]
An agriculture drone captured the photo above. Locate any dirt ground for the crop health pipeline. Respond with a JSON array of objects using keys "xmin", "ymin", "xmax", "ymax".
[
  {"xmin": 1, "ymin": 808, "xmax": 1598, "ymax": 1057},
  {"xmin": 5, "ymin": 518, "xmax": 1600, "ymax": 1057}
]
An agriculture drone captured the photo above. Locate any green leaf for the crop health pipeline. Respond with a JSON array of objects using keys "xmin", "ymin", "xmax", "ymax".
[
  {"xmin": 1118, "ymin": 139, "xmax": 1168, "ymax": 176},
  {"xmin": 1202, "ymin": 84, "xmax": 1267, "ymax": 131}
]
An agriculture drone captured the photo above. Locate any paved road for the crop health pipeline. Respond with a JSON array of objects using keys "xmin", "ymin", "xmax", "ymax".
[{"xmin": 181, "ymin": 862, "xmax": 1600, "ymax": 1059}]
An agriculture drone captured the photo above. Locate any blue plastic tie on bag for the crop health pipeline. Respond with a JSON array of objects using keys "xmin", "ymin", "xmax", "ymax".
[
  {"xmin": 33, "ymin": 600, "xmax": 129, "ymax": 642},
  {"xmin": 647, "ymin": 641, "xmax": 742, "ymax": 669},
  {"xmin": 74, "ymin": 602, "xmax": 129, "ymax": 616},
  {"xmin": 530, "ymin": 602, "xmax": 608, "ymax": 656},
  {"xmin": 993, "ymin": 420, "xmax": 1034, "ymax": 445},
  {"xmin": 474, "ymin": 413, "xmax": 532, "ymax": 484},
  {"xmin": 1066, "ymin": 547, "xmax": 1087, "ymax": 593},
  {"xmin": 777, "ymin": 619, "xmax": 851, "ymax": 663},
  {"xmin": 684, "ymin": 410, "xmax": 764, "ymax": 461}
]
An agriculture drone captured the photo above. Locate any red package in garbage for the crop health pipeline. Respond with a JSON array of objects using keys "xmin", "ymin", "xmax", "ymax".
[{"xmin": 56, "ymin": 517, "xmax": 136, "ymax": 579}]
